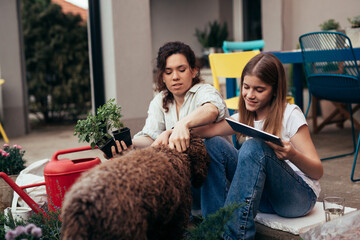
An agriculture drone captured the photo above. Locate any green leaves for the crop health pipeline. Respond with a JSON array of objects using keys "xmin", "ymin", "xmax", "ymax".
[
  {"xmin": 74, "ymin": 99, "xmax": 124, "ymax": 148},
  {"xmin": 186, "ymin": 203, "xmax": 241, "ymax": 240},
  {"xmin": 21, "ymin": 0, "xmax": 91, "ymax": 123},
  {"xmin": 348, "ymin": 15, "xmax": 360, "ymax": 28},
  {"xmin": 195, "ymin": 21, "xmax": 229, "ymax": 48},
  {"xmin": 0, "ymin": 144, "xmax": 26, "ymax": 175},
  {"xmin": 319, "ymin": 19, "xmax": 340, "ymax": 31}
]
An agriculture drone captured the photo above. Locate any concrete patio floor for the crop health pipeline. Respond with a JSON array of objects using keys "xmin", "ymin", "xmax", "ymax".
[{"xmin": 1, "ymin": 119, "xmax": 360, "ymax": 239}]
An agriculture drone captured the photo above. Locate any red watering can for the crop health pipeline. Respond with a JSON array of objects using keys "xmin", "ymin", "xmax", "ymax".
[{"xmin": 0, "ymin": 145, "xmax": 101, "ymax": 215}]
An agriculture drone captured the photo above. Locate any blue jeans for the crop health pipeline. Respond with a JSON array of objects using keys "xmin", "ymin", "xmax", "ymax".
[{"xmin": 202, "ymin": 137, "xmax": 317, "ymax": 240}]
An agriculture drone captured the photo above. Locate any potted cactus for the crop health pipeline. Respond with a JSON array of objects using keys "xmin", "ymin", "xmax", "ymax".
[{"xmin": 74, "ymin": 99, "xmax": 132, "ymax": 158}]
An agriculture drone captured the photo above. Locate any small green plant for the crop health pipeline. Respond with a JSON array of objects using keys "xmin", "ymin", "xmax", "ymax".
[
  {"xmin": 195, "ymin": 20, "xmax": 229, "ymax": 48},
  {"xmin": 348, "ymin": 15, "xmax": 360, "ymax": 28},
  {"xmin": 319, "ymin": 19, "xmax": 340, "ymax": 31},
  {"xmin": 0, "ymin": 144, "xmax": 26, "ymax": 175},
  {"xmin": 74, "ymin": 98, "xmax": 124, "ymax": 149},
  {"xmin": 96, "ymin": 98, "xmax": 124, "ymax": 131},
  {"xmin": 185, "ymin": 203, "xmax": 241, "ymax": 240}
]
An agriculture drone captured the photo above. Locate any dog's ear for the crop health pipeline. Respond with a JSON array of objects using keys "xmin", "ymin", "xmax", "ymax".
[{"xmin": 186, "ymin": 134, "xmax": 211, "ymax": 188}]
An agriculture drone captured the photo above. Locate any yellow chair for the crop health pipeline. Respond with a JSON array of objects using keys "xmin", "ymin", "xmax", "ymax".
[
  {"xmin": 209, "ymin": 51, "xmax": 261, "ymax": 110},
  {"xmin": 0, "ymin": 79, "xmax": 9, "ymax": 143}
]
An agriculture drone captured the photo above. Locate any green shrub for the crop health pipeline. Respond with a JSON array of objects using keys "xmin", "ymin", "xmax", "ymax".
[
  {"xmin": 185, "ymin": 203, "xmax": 241, "ymax": 240},
  {"xmin": 195, "ymin": 21, "xmax": 229, "ymax": 48},
  {"xmin": 0, "ymin": 144, "xmax": 26, "ymax": 175},
  {"xmin": 319, "ymin": 19, "xmax": 340, "ymax": 31},
  {"xmin": 21, "ymin": 0, "xmax": 91, "ymax": 123}
]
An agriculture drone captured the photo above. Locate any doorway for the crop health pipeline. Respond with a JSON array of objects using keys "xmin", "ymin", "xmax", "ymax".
[{"xmin": 242, "ymin": 0, "xmax": 262, "ymax": 41}]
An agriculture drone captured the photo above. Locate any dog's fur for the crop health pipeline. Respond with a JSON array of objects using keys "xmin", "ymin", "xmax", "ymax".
[{"xmin": 61, "ymin": 134, "xmax": 210, "ymax": 240}]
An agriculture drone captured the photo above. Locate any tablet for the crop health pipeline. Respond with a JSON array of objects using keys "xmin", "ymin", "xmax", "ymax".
[{"xmin": 226, "ymin": 118, "xmax": 284, "ymax": 146}]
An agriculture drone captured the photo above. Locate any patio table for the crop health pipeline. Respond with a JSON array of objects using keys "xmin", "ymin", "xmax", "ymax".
[{"xmin": 224, "ymin": 48, "xmax": 360, "ymax": 111}]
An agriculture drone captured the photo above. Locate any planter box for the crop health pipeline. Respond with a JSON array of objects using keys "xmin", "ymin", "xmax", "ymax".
[
  {"xmin": 345, "ymin": 28, "xmax": 360, "ymax": 47},
  {"xmin": 0, "ymin": 175, "xmax": 18, "ymax": 212}
]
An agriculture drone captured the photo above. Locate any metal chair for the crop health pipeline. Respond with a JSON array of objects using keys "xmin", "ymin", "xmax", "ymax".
[
  {"xmin": 209, "ymin": 51, "xmax": 261, "ymax": 111},
  {"xmin": 222, "ymin": 40, "xmax": 265, "ymax": 53},
  {"xmin": 219, "ymin": 40, "xmax": 265, "ymax": 103},
  {"xmin": 299, "ymin": 31, "xmax": 360, "ymax": 181}
]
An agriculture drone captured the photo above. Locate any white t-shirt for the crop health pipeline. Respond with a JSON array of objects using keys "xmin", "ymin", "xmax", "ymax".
[{"xmin": 232, "ymin": 103, "xmax": 321, "ymax": 197}]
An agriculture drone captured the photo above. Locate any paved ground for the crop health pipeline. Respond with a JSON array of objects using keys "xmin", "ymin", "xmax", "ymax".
[{"xmin": 1, "ymin": 120, "xmax": 360, "ymax": 239}]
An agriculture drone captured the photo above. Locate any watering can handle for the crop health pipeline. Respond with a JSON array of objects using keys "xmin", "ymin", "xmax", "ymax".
[{"xmin": 52, "ymin": 145, "xmax": 99, "ymax": 161}]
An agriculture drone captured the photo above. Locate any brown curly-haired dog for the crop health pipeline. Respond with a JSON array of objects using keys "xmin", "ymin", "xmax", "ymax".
[{"xmin": 61, "ymin": 134, "xmax": 210, "ymax": 240}]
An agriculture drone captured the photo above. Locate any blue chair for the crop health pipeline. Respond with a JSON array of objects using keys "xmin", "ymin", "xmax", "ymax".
[
  {"xmin": 299, "ymin": 31, "xmax": 360, "ymax": 182},
  {"xmin": 222, "ymin": 39, "xmax": 265, "ymax": 53}
]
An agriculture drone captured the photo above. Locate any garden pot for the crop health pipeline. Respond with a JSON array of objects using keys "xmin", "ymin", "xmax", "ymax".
[
  {"xmin": 96, "ymin": 135, "xmax": 116, "ymax": 159},
  {"xmin": 112, "ymin": 127, "xmax": 132, "ymax": 149},
  {"xmin": 0, "ymin": 175, "xmax": 18, "ymax": 212}
]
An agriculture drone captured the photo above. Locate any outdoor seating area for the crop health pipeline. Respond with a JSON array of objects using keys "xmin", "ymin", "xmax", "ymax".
[
  {"xmin": 1, "ymin": 31, "xmax": 360, "ymax": 238},
  {"xmin": 1, "ymin": 116, "xmax": 360, "ymax": 239},
  {"xmin": 2, "ymin": 1, "xmax": 360, "ymax": 237}
]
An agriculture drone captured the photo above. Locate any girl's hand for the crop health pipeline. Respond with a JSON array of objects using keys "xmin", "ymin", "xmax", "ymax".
[
  {"xmin": 103, "ymin": 140, "xmax": 132, "ymax": 159},
  {"xmin": 169, "ymin": 122, "xmax": 190, "ymax": 152},
  {"xmin": 152, "ymin": 129, "xmax": 173, "ymax": 146},
  {"xmin": 265, "ymin": 140, "xmax": 296, "ymax": 160}
]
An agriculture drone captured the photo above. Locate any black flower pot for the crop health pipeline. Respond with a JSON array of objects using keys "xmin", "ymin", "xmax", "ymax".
[
  {"xmin": 96, "ymin": 135, "xmax": 116, "ymax": 159},
  {"xmin": 112, "ymin": 127, "xmax": 132, "ymax": 149}
]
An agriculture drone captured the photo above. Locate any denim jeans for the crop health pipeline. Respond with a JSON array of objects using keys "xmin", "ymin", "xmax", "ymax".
[{"xmin": 202, "ymin": 137, "xmax": 317, "ymax": 240}]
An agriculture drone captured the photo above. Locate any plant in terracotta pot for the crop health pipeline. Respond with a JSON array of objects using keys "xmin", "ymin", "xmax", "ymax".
[{"xmin": 74, "ymin": 99, "xmax": 132, "ymax": 158}]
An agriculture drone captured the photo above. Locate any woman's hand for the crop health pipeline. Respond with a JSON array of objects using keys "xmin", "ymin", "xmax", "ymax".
[
  {"xmin": 265, "ymin": 141, "xmax": 295, "ymax": 160},
  {"xmin": 169, "ymin": 122, "xmax": 190, "ymax": 152},
  {"xmin": 103, "ymin": 140, "xmax": 133, "ymax": 159},
  {"xmin": 266, "ymin": 124, "xmax": 323, "ymax": 180},
  {"xmin": 152, "ymin": 129, "xmax": 173, "ymax": 146}
]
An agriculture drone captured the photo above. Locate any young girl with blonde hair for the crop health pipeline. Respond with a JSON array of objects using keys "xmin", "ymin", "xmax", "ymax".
[{"xmin": 194, "ymin": 53, "xmax": 323, "ymax": 240}]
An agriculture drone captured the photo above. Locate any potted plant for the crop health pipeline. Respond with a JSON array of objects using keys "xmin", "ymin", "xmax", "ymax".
[
  {"xmin": 195, "ymin": 20, "xmax": 229, "ymax": 67},
  {"xmin": 74, "ymin": 99, "xmax": 132, "ymax": 158},
  {"xmin": 319, "ymin": 19, "xmax": 341, "ymax": 31},
  {"xmin": 0, "ymin": 144, "xmax": 26, "ymax": 212},
  {"xmin": 97, "ymin": 99, "xmax": 132, "ymax": 149},
  {"xmin": 346, "ymin": 15, "xmax": 360, "ymax": 47}
]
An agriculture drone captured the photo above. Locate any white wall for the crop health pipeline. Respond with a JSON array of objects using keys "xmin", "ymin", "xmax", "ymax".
[
  {"xmin": 100, "ymin": 0, "xmax": 154, "ymax": 134},
  {"xmin": 150, "ymin": 0, "xmax": 232, "ymax": 59},
  {"xmin": 0, "ymin": 0, "xmax": 29, "ymax": 137},
  {"xmin": 262, "ymin": 0, "xmax": 360, "ymax": 51}
]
